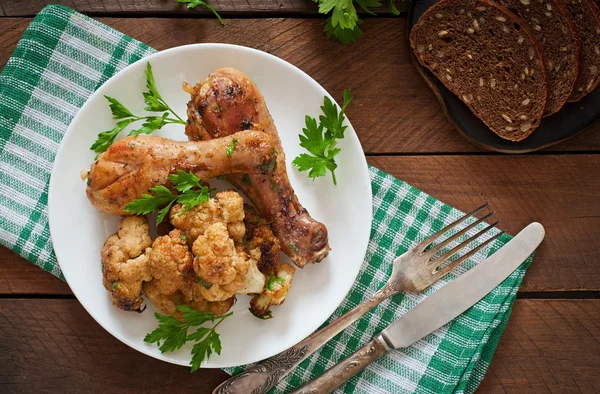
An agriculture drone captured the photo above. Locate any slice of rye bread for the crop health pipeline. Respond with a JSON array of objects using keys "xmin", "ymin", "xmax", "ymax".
[
  {"xmin": 564, "ymin": 0, "xmax": 600, "ymax": 101},
  {"xmin": 410, "ymin": 0, "xmax": 548, "ymax": 141},
  {"xmin": 496, "ymin": 0, "xmax": 580, "ymax": 116}
]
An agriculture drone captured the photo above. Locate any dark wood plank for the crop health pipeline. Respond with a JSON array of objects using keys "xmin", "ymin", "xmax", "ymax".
[
  {"xmin": 2, "ymin": 17, "xmax": 600, "ymax": 153},
  {"xmin": 478, "ymin": 299, "xmax": 600, "ymax": 393},
  {"xmin": 0, "ymin": 249, "xmax": 70, "ymax": 295},
  {"xmin": 369, "ymin": 155, "xmax": 600, "ymax": 293},
  {"xmin": 0, "ymin": 0, "xmax": 409, "ymax": 16},
  {"xmin": 1, "ymin": 154, "xmax": 598, "ymax": 295},
  {"xmin": 0, "ymin": 298, "xmax": 598, "ymax": 393}
]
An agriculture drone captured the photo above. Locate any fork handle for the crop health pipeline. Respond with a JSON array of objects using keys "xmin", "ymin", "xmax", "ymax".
[
  {"xmin": 288, "ymin": 335, "xmax": 390, "ymax": 394},
  {"xmin": 212, "ymin": 286, "xmax": 394, "ymax": 394}
]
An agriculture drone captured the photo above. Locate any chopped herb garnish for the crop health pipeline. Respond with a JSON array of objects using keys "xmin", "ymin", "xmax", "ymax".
[
  {"xmin": 269, "ymin": 178, "xmax": 278, "ymax": 192},
  {"xmin": 265, "ymin": 274, "xmax": 286, "ymax": 291},
  {"xmin": 112, "ymin": 282, "xmax": 118, "ymax": 291},
  {"xmin": 226, "ymin": 138, "xmax": 238, "ymax": 158},
  {"xmin": 288, "ymin": 243, "xmax": 299, "ymax": 254},
  {"xmin": 196, "ymin": 277, "xmax": 213, "ymax": 289},
  {"xmin": 180, "ymin": 233, "xmax": 188, "ymax": 243}
]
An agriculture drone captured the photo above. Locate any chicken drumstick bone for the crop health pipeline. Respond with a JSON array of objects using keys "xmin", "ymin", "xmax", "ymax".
[{"xmin": 184, "ymin": 68, "xmax": 330, "ymax": 267}]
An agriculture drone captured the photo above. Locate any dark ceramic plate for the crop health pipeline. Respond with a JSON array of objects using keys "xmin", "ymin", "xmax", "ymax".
[{"xmin": 408, "ymin": 0, "xmax": 599, "ymax": 153}]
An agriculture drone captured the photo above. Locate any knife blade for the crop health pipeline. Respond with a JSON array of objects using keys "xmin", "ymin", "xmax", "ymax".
[
  {"xmin": 290, "ymin": 222, "xmax": 544, "ymax": 394},
  {"xmin": 381, "ymin": 221, "xmax": 544, "ymax": 349}
]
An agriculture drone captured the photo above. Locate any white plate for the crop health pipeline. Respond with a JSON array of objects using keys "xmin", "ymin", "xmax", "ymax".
[{"xmin": 48, "ymin": 44, "xmax": 372, "ymax": 368}]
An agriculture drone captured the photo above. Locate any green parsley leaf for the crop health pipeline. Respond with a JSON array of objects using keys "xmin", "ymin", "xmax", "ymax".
[
  {"xmin": 269, "ymin": 178, "xmax": 278, "ymax": 192},
  {"xmin": 292, "ymin": 90, "xmax": 352, "ymax": 185},
  {"xmin": 177, "ymin": 187, "xmax": 212, "ymax": 215},
  {"xmin": 90, "ymin": 118, "xmax": 138, "ymax": 155},
  {"xmin": 124, "ymin": 171, "xmax": 211, "ymax": 224},
  {"xmin": 242, "ymin": 174, "xmax": 251, "ymax": 186},
  {"xmin": 168, "ymin": 170, "xmax": 203, "ymax": 193},
  {"xmin": 90, "ymin": 62, "xmax": 186, "ymax": 155},
  {"xmin": 124, "ymin": 185, "xmax": 177, "ymax": 216},
  {"xmin": 128, "ymin": 113, "xmax": 169, "ymax": 136},
  {"xmin": 112, "ymin": 282, "xmax": 118, "ymax": 291},
  {"xmin": 319, "ymin": 0, "xmax": 358, "ymax": 30},
  {"xmin": 226, "ymin": 138, "xmax": 239, "ymax": 158},
  {"xmin": 180, "ymin": 233, "xmax": 189, "ymax": 243},
  {"xmin": 324, "ymin": 17, "xmax": 363, "ymax": 45},
  {"xmin": 178, "ymin": 0, "xmax": 224, "ymax": 25},
  {"xmin": 105, "ymin": 95, "xmax": 135, "ymax": 119},
  {"xmin": 388, "ymin": 0, "xmax": 400, "ymax": 15},
  {"xmin": 145, "ymin": 307, "xmax": 232, "ymax": 372}
]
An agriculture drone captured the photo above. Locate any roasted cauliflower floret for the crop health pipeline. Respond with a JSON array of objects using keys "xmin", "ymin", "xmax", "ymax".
[
  {"xmin": 250, "ymin": 263, "xmax": 295, "ymax": 318},
  {"xmin": 147, "ymin": 229, "xmax": 194, "ymax": 295},
  {"xmin": 101, "ymin": 216, "xmax": 153, "ymax": 311},
  {"xmin": 170, "ymin": 190, "xmax": 245, "ymax": 243},
  {"xmin": 144, "ymin": 279, "xmax": 234, "ymax": 321},
  {"xmin": 192, "ymin": 222, "xmax": 265, "ymax": 301},
  {"xmin": 242, "ymin": 204, "xmax": 281, "ymax": 272}
]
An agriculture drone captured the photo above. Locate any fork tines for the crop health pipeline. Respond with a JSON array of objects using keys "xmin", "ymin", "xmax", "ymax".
[{"xmin": 420, "ymin": 203, "xmax": 504, "ymax": 278}]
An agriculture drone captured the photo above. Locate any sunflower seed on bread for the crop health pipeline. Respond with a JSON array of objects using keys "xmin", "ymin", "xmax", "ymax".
[
  {"xmin": 495, "ymin": 0, "xmax": 580, "ymax": 116},
  {"xmin": 410, "ymin": 0, "xmax": 548, "ymax": 141}
]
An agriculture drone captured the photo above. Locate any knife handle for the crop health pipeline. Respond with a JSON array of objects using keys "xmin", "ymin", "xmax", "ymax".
[{"xmin": 288, "ymin": 335, "xmax": 390, "ymax": 394}]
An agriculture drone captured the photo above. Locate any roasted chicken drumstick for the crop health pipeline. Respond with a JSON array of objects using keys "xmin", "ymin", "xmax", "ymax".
[
  {"xmin": 184, "ymin": 68, "xmax": 330, "ymax": 267},
  {"xmin": 86, "ymin": 130, "xmax": 275, "ymax": 216}
]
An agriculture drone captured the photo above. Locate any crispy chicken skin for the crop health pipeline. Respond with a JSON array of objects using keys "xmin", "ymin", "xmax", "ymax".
[
  {"xmin": 101, "ymin": 216, "xmax": 153, "ymax": 311},
  {"xmin": 86, "ymin": 131, "xmax": 275, "ymax": 216},
  {"xmin": 184, "ymin": 68, "xmax": 330, "ymax": 267}
]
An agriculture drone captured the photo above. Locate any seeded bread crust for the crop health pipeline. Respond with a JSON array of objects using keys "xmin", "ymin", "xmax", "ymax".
[
  {"xmin": 410, "ymin": 0, "xmax": 548, "ymax": 141},
  {"xmin": 496, "ymin": 0, "xmax": 580, "ymax": 116},
  {"xmin": 565, "ymin": 0, "xmax": 600, "ymax": 102}
]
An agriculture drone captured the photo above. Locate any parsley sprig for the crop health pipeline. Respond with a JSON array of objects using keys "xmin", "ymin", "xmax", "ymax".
[
  {"xmin": 90, "ymin": 63, "xmax": 186, "ymax": 155},
  {"xmin": 178, "ymin": 0, "xmax": 224, "ymax": 25},
  {"xmin": 318, "ymin": 0, "xmax": 400, "ymax": 44},
  {"xmin": 292, "ymin": 90, "xmax": 353, "ymax": 185},
  {"xmin": 124, "ymin": 170, "xmax": 211, "ymax": 224},
  {"xmin": 144, "ymin": 305, "xmax": 232, "ymax": 372}
]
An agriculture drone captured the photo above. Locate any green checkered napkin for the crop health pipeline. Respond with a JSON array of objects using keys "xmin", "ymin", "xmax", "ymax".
[{"xmin": 0, "ymin": 5, "xmax": 532, "ymax": 393}]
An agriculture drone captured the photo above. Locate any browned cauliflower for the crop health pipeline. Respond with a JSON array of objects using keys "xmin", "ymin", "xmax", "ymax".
[
  {"xmin": 250, "ymin": 263, "xmax": 296, "ymax": 318},
  {"xmin": 192, "ymin": 222, "xmax": 265, "ymax": 301},
  {"xmin": 147, "ymin": 229, "xmax": 193, "ymax": 295},
  {"xmin": 101, "ymin": 216, "xmax": 153, "ymax": 311},
  {"xmin": 143, "ymin": 278, "xmax": 234, "ymax": 321},
  {"xmin": 242, "ymin": 204, "xmax": 281, "ymax": 272},
  {"xmin": 170, "ymin": 190, "xmax": 245, "ymax": 243}
]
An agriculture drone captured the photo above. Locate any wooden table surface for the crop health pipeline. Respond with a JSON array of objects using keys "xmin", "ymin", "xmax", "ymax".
[{"xmin": 1, "ymin": 1, "xmax": 599, "ymax": 393}]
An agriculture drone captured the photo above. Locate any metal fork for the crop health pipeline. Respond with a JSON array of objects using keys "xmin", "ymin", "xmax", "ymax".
[{"xmin": 213, "ymin": 203, "xmax": 502, "ymax": 394}]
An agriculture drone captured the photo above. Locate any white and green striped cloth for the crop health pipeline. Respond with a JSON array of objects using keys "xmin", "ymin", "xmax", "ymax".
[{"xmin": 0, "ymin": 6, "xmax": 533, "ymax": 393}]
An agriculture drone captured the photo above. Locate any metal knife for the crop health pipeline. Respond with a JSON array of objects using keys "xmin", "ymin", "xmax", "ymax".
[{"xmin": 288, "ymin": 222, "xmax": 545, "ymax": 394}]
